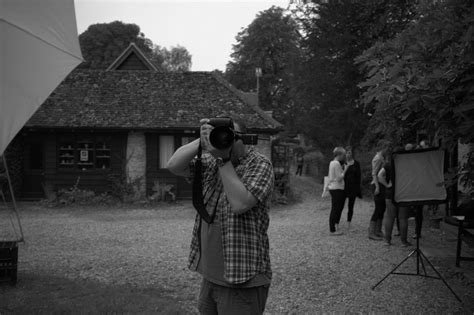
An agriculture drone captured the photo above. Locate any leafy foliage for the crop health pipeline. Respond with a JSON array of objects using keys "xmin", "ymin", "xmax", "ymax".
[
  {"xmin": 153, "ymin": 45, "xmax": 192, "ymax": 72},
  {"xmin": 79, "ymin": 21, "xmax": 192, "ymax": 71},
  {"xmin": 357, "ymin": 0, "xmax": 474, "ymax": 148},
  {"xmin": 294, "ymin": 0, "xmax": 417, "ymax": 151},
  {"xmin": 79, "ymin": 21, "xmax": 154, "ymax": 69},
  {"xmin": 225, "ymin": 6, "xmax": 302, "ymax": 125}
]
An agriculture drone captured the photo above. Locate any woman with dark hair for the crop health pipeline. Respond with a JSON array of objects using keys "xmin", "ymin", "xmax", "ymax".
[
  {"xmin": 343, "ymin": 146, "xmax": 362, "ymax": 230},
  {"xmin": 328, "ymin": 147, "xmax": 348, "ymax": 235}
]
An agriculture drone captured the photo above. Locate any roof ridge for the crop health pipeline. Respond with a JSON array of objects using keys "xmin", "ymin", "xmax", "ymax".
[
  {"xmin": 210, "ymin": 71, "xmax": 283, "ymax": 129},
  {"xmin": 106, "ymin": 42, "xmax": 158, "ymax": 71}
]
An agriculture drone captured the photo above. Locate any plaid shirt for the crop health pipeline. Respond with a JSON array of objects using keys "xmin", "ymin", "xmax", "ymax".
[{"xmin": 188, "ymin": 147, "xmax": 274, "ymax": 284}]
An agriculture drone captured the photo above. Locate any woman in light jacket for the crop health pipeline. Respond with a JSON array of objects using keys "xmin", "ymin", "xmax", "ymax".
[{"xmin": 328, "ymin": 147, "xmax": 348, "ymax": 235}]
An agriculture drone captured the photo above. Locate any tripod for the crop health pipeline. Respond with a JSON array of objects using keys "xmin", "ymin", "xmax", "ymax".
[{"xmin": 372, "ymin": 234, "xmax": 461, "ymax": 302}]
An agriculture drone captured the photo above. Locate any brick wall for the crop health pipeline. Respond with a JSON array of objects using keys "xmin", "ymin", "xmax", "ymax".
[{"xmin": 126, "ymin": 131, "xmax": 146, "ymax": 198}]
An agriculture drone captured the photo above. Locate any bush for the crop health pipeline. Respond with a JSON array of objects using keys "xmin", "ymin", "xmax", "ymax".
[
  {"xmin": 41, "ymin": 177, "xmax": 118, "ymax": 207},
  {"xmin": 107, "ymin": 173, "xmax": 145, "ymax": 203}
]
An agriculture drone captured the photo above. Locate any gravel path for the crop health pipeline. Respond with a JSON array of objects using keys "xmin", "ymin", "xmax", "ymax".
[{"xmin": 1, "ymin": 174, "xmax": 473, "ymax": 313}]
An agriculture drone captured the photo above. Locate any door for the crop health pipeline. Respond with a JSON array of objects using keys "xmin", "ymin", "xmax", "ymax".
[{"xmin": 22, "ymin": 140, "xmax": 44, "ymax": 199}]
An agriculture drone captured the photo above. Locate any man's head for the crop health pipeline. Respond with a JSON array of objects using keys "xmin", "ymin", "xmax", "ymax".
[
  {"xmin": 230, "ymin": 118, "xmax": 248, "ymax": 159},
  {"xmin": 405, "ymin": 143, "xmax": 414, "ymax": 151},
  {"xmin": 345, "ymin": 146, "xmax": 353, "ymax": 160}
]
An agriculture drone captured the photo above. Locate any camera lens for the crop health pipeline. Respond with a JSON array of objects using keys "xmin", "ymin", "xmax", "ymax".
[{"xmin": 209, "ymin": 126, "xmax": 234, "ymax": 150}]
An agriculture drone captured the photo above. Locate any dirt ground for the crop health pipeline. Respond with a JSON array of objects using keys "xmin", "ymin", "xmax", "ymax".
[{"xmin": 1, "ymin": 174, "xmax": 474, "ymax": 314}]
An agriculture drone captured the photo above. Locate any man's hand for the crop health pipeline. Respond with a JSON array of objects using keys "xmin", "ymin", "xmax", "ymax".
[{"xmin": 199, "ymin": 118, "xmax": 232, "ymax": 159}]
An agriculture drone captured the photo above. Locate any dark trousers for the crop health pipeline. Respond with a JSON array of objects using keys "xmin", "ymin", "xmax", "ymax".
[
  {"xmin": 414, "ymin": 206, "xmax": 424, "ymax": 236},
  {"xmin": 345, "ymin": 195, "xmax": 356, "ymax": 222},
  {"xmin": 296, "ymin": 165, "xmax": 303, "ymax": 176},
  {"xmin": 371, "ymin": 193, "xmax": 386, "ymax": 222},
  {"xmin": 198, "ymin": 278, "xmax": 269, "ymax": 315},
  {"xmin": 329, "ymin": 189, "xmax": 345, "ymax": 232}
]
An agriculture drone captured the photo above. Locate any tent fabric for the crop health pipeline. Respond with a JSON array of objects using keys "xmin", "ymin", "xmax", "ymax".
[{"xmin": 0, "ymin": 0, "xmax": 83, "ymax": 155}]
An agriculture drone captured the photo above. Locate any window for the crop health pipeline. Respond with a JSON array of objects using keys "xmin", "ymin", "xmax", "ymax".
[
  {"xmin": 58, "ymin": 136, "xmax": 111, "ymax": 170},
  {"xmin": 159, "ymin": 135, "xmax": 174, "ymax": 169}
]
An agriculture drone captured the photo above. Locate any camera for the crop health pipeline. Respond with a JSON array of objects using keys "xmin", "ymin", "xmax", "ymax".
[{"xmin": 208, "ymin": 117, "xmax": 258, "ymax": 150}]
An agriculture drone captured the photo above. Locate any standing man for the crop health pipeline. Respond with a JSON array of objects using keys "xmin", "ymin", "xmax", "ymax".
[
  {"xmin": 295, "ymin": 154, "xmax": 304, "ymax": 176},
  {"xmin": 167, "ymin": 118, "xmax": 274, "ymax": 314}
]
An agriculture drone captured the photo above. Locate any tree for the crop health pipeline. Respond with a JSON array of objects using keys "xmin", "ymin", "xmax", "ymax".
[
  {"xmin": 294, "ymin": 0, "xmax": 417, "ymax": 151},
  {"xmin": 357, "ymin": 0, "xmax": 474, "ymax": 148},
  {"xmin": 153, "ymin": 45, "xmax": 192, "ymax": 72},
  {"xmin": 79, "ymin": 21, "xmax": 192, "ymax": 71},
  {"xmin": 79, "ymin": 21, "xmax": 154, "ymax": 69},
  {"xmin": 225, "ymin": 6, "xmax": 302, "ymax": 126}
]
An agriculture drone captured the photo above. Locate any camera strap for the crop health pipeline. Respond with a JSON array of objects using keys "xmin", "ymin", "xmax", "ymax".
[{"xmin": 192, "ymin": 142, "xmax": 215, "ymax": 224}]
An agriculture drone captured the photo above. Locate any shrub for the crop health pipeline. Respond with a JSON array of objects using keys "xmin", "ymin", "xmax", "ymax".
[{"xmin": 41, "ymin": 177, "xmax": 118, "ymax": 207}]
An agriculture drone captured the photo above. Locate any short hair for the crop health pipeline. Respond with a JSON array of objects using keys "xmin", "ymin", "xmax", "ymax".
[
  {"xmin": 333, "ymin": 146, "xmax": 346, "ymax": 158},
  {"xmin": 405, "ymin": 143, "xmax": 414, "ymax": 151}
]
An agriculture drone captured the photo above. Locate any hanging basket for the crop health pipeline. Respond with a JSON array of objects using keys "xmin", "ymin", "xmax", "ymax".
[{"xmin": 0, "ymin": 241, "xmax": 18, "ymax": 285}]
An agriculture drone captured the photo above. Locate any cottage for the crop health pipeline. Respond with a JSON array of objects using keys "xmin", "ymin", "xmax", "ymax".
[{"xmin": 16, "ymin": 43, "xmax": 282, "ymax": 200}]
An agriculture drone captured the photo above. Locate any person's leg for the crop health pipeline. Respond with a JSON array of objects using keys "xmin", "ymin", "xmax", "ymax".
[
  {"xmin": 215, "ymin": 284, "xmax": 270, "ymax": 315},
  {"xmin": 398, "ymin": 206, "xmax": 411, "ymax": 246},
  {"xmin": 198, "ymin": 278, "xmax": 218, "ymax": 315},
  {"xmin": 347, "ymin": 195, "xmax": 356, "ymax": 222},
  {"xmin": 329, "ymin": 190, "xmax": 338, "ymax": 233},
  {"xmin": 383, "ymin": 199, "xmax": 396, "ymax": 245},
  {"xmin": 374, "ymin": 197, "xmax": 386, "ymax": 237},
  {"xmin": 369, "ymin": 194, "xmax": 384, "ymax": 240},
  {"xmin": 296, "ymin": 165, "xmax": 302, "ymax": 176},
  {"xmin": 414, "ymin": 206, "xmax": 423, "ymax": 238},
  {"xmin": 394, "ymin": 213, "xmax": 400, "ymax": 236},
  {"xmin": 335, "ymin": 190, "xmax": 346, "ymax": 227}
]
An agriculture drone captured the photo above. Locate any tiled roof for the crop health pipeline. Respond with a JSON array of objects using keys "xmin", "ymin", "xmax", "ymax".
[{"xmin": 26, "ymin": 70, "xmax": 282, "ymax": 132}]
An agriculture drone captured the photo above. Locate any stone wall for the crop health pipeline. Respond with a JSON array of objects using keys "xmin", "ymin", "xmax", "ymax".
[{"xmin": 125, "ymin": 131, "xmax": 146, "ymax": 199}]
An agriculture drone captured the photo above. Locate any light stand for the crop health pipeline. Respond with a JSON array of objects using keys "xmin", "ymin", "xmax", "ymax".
[
  {"xmin": 372, "ymin": 148, "xmax": 462, "ymax": 303},
  {"xmin": 371, "ymin": 224, "xmax": 461, "ymax": 302}
]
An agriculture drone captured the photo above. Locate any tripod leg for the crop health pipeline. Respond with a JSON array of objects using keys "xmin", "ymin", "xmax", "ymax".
[
  {"xmin": 419, "ymin": 250, "xmax": 462, "ymax": 303},
  {"xmin": 2, "ymin": 155, "xmax": 24, "ymax": 242},
  {"xmin": 419, "ymin": 251, "xmax": 428, "ymax": 276},
  {"xmin": 372, "ymin": 250, "xmax": 416, "ymax": 290}
]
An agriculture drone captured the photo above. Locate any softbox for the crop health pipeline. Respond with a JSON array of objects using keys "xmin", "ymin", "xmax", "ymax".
[{"xmin": 392, "ymin": 148, "xmax": 447, "ymax": 206}]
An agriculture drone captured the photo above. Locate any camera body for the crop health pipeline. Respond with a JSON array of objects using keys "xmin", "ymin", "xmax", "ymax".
[{"xmin": 208, "ymin": 117, "xmax": 258, "ymax": 150}]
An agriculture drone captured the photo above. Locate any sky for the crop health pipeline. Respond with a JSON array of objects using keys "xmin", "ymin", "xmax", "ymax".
[{"xmin": 74, "ymin": 0, "xmax": 289, "ymax": 71}]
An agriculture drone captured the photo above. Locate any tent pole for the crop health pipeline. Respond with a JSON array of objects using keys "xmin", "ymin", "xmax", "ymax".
[{"xmin": 2, "ymin": 154, "xmax": 24, "ymax": 242}]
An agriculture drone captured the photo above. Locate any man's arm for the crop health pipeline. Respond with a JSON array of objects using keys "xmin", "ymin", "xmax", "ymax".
[
  {"xmin": 218, "ymin": 162, "xmax": 258, "ymax": 215},
  {"xmin": 166, "ymin": 138, "xmax": 200, "ymax": 177}
]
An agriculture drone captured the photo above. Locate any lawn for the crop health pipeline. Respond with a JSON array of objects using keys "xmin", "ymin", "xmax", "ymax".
[{"xmin": 1, "ymin": 175, "xmax": 474, "ymax": 313}]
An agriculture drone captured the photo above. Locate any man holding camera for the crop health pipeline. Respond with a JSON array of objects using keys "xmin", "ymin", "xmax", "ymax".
[{"xmin": 167, "ymin": 118, "xmax": 274, "ymax": 314}]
